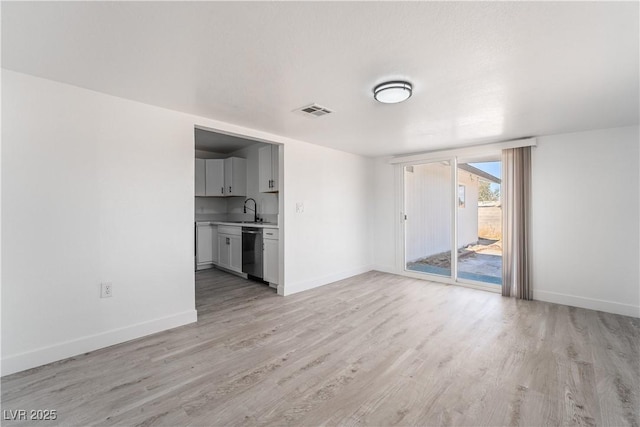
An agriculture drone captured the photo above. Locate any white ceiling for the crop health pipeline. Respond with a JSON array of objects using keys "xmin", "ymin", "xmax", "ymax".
[
  {"xmin": 2, "ymin": 2, "xmax": 638, "ymax": 157},
  {"xmin": 194, "ymin": 127, "xmax": 260, "ymax": 154}
]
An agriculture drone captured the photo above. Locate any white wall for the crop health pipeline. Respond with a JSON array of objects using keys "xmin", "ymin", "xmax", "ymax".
[
  {"xmin": 282, "ymin": 141, "xmax": 374, "ymax": 295},
  {"xmin": 2, "ymin": 70, "xmax": 375, "ymax": 374},
  {"xmin": 372, "ymin": 157, "xmax": 398, "ymax": 273},
  {"xmin": 531, "ymin": 126, "xmax": 639, "ymax": 317},
  {"xmin": 2, "ymin": 70, "xmax": 198, "ymax": 375},
  {"xmin": 373, "ymin": 126, "xmax": 639, "ymax": 317},
  {"xmin": 195, "ymin": 197, "xmax": 227, "ymax": 216}
]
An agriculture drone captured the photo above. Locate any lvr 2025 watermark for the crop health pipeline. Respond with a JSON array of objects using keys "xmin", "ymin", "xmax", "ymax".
[{"xmin": 3, "ymin": 409, "xmax": 57, "ymax": 421}]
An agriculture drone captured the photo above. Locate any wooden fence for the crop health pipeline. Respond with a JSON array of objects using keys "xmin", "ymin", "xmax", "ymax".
[{"xmin": 478, "ymin": 206, "xmax": 502, "ymax": 240}]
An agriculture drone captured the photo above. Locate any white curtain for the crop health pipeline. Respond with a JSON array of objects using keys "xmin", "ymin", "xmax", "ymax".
[{"xmin": 502, "ymin": 146, "xmax": 532, "ymax": 299}]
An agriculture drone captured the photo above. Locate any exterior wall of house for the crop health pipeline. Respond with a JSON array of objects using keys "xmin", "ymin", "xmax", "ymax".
[
  {"xmin": 404, "ymin": 162, "xmax": 478, "ymax": 263},
  {"xmin": 404, "ymin": 163, "xmax": 451, "ymax": 262},
  {"xmin": 457, "ymin": 171, "xmax": 479, "ymax": 248}
]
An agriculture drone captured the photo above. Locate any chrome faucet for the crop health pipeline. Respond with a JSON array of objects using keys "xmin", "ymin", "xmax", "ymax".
[{"xmin": 243, "ymin": 198, "xmax": 258, "ymax": 223}]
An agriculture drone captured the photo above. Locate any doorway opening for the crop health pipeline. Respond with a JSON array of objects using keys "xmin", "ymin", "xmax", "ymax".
[{"xmin": 193, "ymin": 125, "xmax": 284, "ymax": 301}]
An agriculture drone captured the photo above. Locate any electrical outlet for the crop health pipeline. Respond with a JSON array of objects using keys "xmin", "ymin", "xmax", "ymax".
[
  {"xmin": 101, "ymin": 282, "xmax": 113, "ymax": 298},
  {"xmin": 296, "ymin": 202, "xmax": 305, "ymax": 213}
]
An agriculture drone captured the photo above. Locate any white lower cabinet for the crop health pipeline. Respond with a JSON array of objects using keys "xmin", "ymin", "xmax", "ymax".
[
  {"xmin": 202, "ymin": 224, "xmax": 277, "ymax": 280},
  {"xmin": 196, "ymin": 223, "xmax": 217, "ymax": 269},
  {"xmin": 211, "ymin": 226, "xmax": 218, "ymax": 264},
  {"xmin": 218, "ymin": 226, "xmax": 242, "ymax": 273},
  {"xmin": 263, "ymin": 229, "xmax": 279, "ymax": 285},
  {"xmin": 218, "ymin": 234, "xmax": 230, "ymax": 267}
]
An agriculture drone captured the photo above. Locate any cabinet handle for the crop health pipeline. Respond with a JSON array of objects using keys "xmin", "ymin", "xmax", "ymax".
[
  {"xmin": 229, "ymin": 186, "xmax": 232, "ymax": 193},
  {"xmin": 221, "ymin": 187, "xmax": 224, "ymax": 194},
  {"xmin": 226, "ymin": 237, "xmax": 230, "ymax": 245}
]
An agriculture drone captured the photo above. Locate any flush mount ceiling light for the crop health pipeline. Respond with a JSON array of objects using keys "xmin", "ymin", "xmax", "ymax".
[{"xmin": 373, "ymin": 81, "xmax": 412, "ymax": 104}]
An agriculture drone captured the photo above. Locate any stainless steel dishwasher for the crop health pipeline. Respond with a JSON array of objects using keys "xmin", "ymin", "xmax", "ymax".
[{"xmin": 242, "ymin": 227, "xmax": 263, "ymax": 279}]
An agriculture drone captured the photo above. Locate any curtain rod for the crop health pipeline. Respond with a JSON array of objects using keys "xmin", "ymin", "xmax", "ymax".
[{"xmin": 388, "ymin": 137, "xmax": 537, "ymax": 165}]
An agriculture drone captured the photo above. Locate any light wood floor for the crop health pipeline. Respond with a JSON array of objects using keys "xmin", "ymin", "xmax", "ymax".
[{"xmin": 2, "ymin": 269, "xmax": 639, "ymax": 426}]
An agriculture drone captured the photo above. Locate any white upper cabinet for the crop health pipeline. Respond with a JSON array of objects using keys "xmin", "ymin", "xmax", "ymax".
[
  {"xmin": 205, "ymin": 159, "xmax": 225, "ymax": 197},
  {"xmin": 258, "ymin": 145, "xmax": 279, "ymax": 193},
  {"xmin": 258, "ymin": 146, "xmax": 271, "ymax": 192},
  {"xmin": 224, "ymin": 157, "xmax": 247, "ymax": 197},
  {"xmin": 195, "ymin": 159, "xmax": 206, "ymax": 196},
  {"xmin": 198, "ymin": 157, "xmax": 246, "ymax": 197}
]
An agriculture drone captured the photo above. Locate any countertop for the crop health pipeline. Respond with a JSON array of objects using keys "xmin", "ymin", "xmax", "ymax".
[{"xmin": 196, "ymin": 221, "xmax": 278, "ymax": 229}]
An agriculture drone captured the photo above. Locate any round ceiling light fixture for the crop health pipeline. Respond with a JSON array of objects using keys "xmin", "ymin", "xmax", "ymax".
[{"xmin": 373, "ymin": 81, "xmax": 412, "ymax": 104}]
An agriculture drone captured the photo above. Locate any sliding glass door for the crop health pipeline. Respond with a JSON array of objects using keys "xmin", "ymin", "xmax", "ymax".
[
  {"xmin": 404, "ymin": 158, "xmax": 502, "ymax": 288},
  {"xmin": 456, "ymin": 160, "xmax": 502, "ymax": 286},
  {"xmin": 404, "ymin": 161, "xmax": 453, "ymax": 278}
]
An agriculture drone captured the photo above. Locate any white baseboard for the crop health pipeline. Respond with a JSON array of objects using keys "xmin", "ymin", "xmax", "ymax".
[
  {"xmin": 533, "ymin": 290, "xmax": 639, "ymax": 318},
  {"xmin": 282, "ymin": 265, "xmax": 373, "ymax": 296},
  {"xmin": 373, "ymin": 268, "xmax": 639, "ymax": 318},
  {"xmin": 1, "ymin": 309, "xmax": 197, "ymax": 376},
  {"xmin": 372, "ymin": 265, "xmax": 398, "ymax": 275}
]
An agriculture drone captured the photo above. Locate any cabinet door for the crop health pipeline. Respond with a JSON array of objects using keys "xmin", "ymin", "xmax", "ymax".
[
  {"xmin": 225, "ymin": 157, "xmax": 247, "ymax": 196},
  {"xmin": 258, "ymin": 146, "xmax": 272, "ymax": 193},
  {"xmin": 196, "ymin": 225, "xmax": 213, "ymax": 265},
  {"xmin": 263, "ymin": 238, "xmax": 279, "ymax": 284},
  {"xmin": 259, "ymin": 145, "xmax": 279, "ymax": 193},
  {"xmin": 229, "ymin": 235, "xmax": 243, "ymax": 272},
  {"xmin": 270, "ymin": 145, "xmax": 279, "ymax": 192},
  {"xmin": 205, "ymin": 159, "xmax": 225, "ymax": 197},
  {"xmin": 195, "ymin": 159, "xmax": 206, "ymax": 196},
  {"xmin": 223, "ymin": 158, "xmax": 233, "ymax": 196},
  {"xmin": 211, "ymin": 226, "xmax": 218, "ymax": 264},
  {"xmin": 218, "ymin": 234, "xmax": 231, "ymax": 269}
]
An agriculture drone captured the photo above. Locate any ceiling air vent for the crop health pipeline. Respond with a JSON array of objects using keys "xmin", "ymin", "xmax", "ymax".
[{"xmin": 296, "ymin": 103, "xmax": 333, "ymax": 118}]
